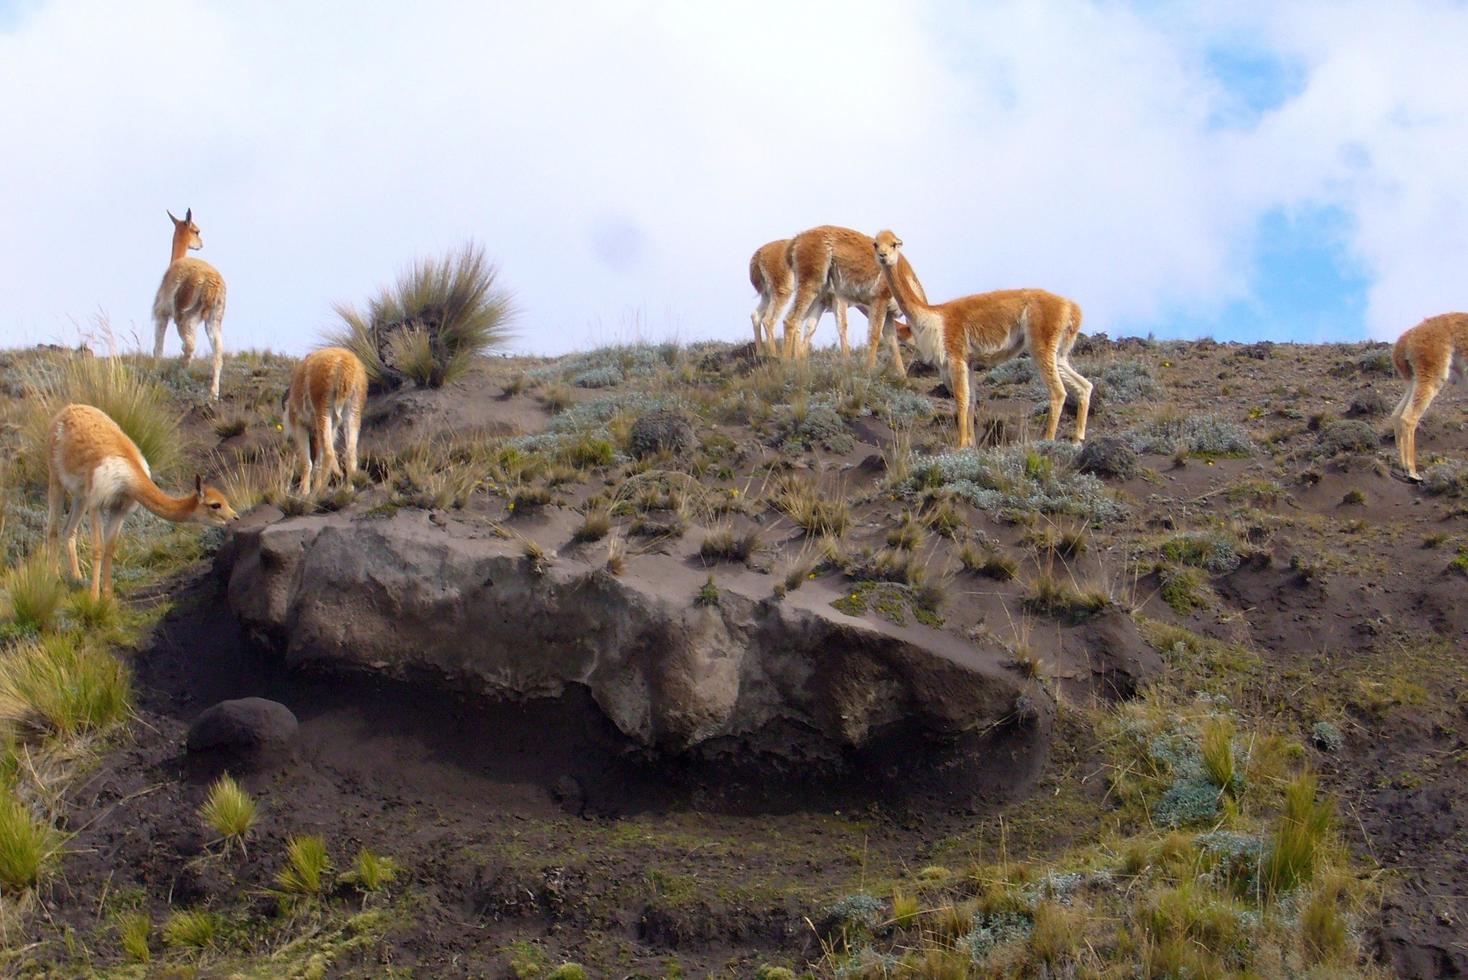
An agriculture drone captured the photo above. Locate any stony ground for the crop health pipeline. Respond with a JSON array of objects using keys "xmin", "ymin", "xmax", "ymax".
[{"xmin": 1, "ymin": 333, "xmax": 1465, "ymax": 977}]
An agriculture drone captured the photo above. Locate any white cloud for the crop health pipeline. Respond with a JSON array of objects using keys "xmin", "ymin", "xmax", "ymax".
[{"xmin": 1, "ymin": 0, "xmax": 1466, "ymax": 353}]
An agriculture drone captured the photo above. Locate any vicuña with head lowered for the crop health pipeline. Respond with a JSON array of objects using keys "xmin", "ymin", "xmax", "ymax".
[{"xmin": 46, "ymin": 403, "xmax": 238, "ymax": 600}]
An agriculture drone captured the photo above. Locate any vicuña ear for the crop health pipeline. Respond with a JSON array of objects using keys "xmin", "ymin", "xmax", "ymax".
[
  {"xmin": 185, "ymin": 207, "xmax": 192, "ymax": 223},
  {"xmin": 168, "ymin": 209, "xmax": 181, "ymax": 225},
  {"xmin": 195, "ymin": 474, "xmax": 204, "ymax": 498}
]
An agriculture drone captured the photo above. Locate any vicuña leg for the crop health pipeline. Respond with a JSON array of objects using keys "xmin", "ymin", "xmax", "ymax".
[
  {"xmin": 59, "ymin": 496, "xmax": 88, "ymax": 581},
  {"xmin": 152, "ymin": 313, "xmax": 170, "ymax": 362},
  {"xmin": 312, "ymin": 409, "xmax": 335, "ymax": 494},
  {"xmin": 1057, "ymin": 358, "xmax": 1094, "ymax": 442},
  {"xmin": 1394, "ymin": 376, "xmax": 1443, "ymax": 481},
  {"xmin": 290, "ymin": 420, "xmax": 313, "ymax": 495},
  {"xmin": 783, "ymin": 279, "xmax": 827, "ymax": 360},
  {"xmin": 96, "ymin": 505, "xmax": 129, "ymax": 600},
  {"xmin": 45, "ymin": 468, "xmax": 64, "ymax": 574},
  {"xmin": 177, "ymin": 314, "xmax": 198, "ymax": 372},
  {"xmin": 1036, "ymin": 352, "xmax": 1069, "ymax": 442},
  {"xmin": 89, "ymin": 506, "xmax": 105, "ymax": 599},
  {"xmin": 835, "ymin": 299, "xmax": 850, "ymax": 356},
  {"xmin": 343, "ymin": 399, "xmax": 363, "ymax": 484},
  {"xmin": 953, "ymin": 362, "xmax": 974, "ymax": 449},
  {"xmin": 205, "ymin": 312, "xmax": 224, "ymax": 400}
]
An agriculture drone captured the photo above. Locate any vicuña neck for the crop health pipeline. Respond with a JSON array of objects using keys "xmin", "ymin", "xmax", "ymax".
[
  {"xmin": 879, "ymin": 258, "xmax": 930, "ymax": 323},
  {"xmin": 132, "ymin": 471, "xmax": 198, "ymax": 523},
  {"xmin": 170, "ymin": 229, "xmax": 191, "ymax": 263}
]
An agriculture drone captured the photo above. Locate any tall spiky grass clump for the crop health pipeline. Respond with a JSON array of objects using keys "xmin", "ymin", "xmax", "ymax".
[
  {"xmin": 1261, "ymin": 772, "xmax": 1333, "ymax": 898},
  {"xmin": 20, "ymin": 352, "xmax": 182, "ymax": 487},
  {"xmin": 199, "ymin": 774, "xmax": 259, "ymax": 849},
  {"xmin": 115, "ymin": 911, "xmax": 152, "ymax": 963},
  {"xmin": 3, "ymin": 559, "xmax": 68, "ymax": 634},
  {"xmin": 0, "ymin": 792, "xmax": 64, "ymax": 892},
  {"xmin": 0, "ymin": 634, "xmax": 131, "ymax": 740},
  {"xmin": 275, "ymin": 834, "xmax": 332, "ymax": 903},
  {"xmin": 162, "ymin": 908, "xmax": 219, "ymax": 949},
  {"xmin": 331, "ymin": 241, "xmax": 517, "ymax": 390}
]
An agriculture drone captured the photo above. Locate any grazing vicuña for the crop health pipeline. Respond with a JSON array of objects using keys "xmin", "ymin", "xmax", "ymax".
[
  {"xmin": 284, "ymin": 347, "xmax": 368, "ymax": 495},
  {"xmin": 749, "ymin": 238, "xmax": 847, "ymax": 358},
  {"xmin": 45, "ymin": 403, "xmax": 237, "ymax": 599}
]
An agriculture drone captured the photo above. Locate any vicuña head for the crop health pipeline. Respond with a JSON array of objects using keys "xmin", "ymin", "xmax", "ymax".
[
  {"xmin": 46, "ymin": 403, "xmax": 237, "ymax": 599},
  {"xmin": 168, "ymin": 208, "xmax": 203, "ymax": 253},
  {"xmin": 873, "ymin": 229, "xmax": 903, "ymax": 269}
]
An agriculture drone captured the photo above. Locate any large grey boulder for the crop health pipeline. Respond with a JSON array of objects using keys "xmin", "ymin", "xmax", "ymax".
[{"xmin": 221, "ymin": 511, "xmax": 1054, "ymax": 783}]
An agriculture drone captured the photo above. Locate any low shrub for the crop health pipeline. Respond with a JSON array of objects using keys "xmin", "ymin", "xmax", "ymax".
[{"xmin": 1126, "ymin": 413, "xmax": 1255, "ymax": 457}]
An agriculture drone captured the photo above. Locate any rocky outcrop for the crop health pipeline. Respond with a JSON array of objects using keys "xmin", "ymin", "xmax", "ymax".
[{"xmin": 220, "ymin": 509, "xmax": 1053, "ymax": 779}]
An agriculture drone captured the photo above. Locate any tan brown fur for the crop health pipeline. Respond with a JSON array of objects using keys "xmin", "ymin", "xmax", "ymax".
[
  {"xmin": 874, "ymin": 230, "xmax": 1090, "ymax": 449},
  {"xmin": 45, "ymin": 403, "xmax": 237, "ymax": 599},
  {"xmin": 153, "ymin": 208, "xmax": 228, "ymax": 399},
  {"xmin": 782, "ymin": 225, "xmax": 927, "ymax": 373},
  {"xmin": 1389, "ymin": 312, "xmax": 1468, "ymax": 481},
  {"xmin": 284, "ymin": 347, "xmax": 368, "ymax": 494},
  {"xmin": 749, "ymin": 239, "xmax": 847, "ymax": 357}
]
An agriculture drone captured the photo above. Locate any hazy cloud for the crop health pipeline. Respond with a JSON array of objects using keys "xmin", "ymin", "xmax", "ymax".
[{"xmin": 1, "ymin": 0, "xmax": 1466, "ymax": 354}]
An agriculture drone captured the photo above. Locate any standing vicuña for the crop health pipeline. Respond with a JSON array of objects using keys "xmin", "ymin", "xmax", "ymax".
[
  {"xmin": 284, "ymin": 347, "xmax": 368, "ymax": 494},
  {"xmin": 46, "ymin": 403, "xmax": 238, "ymax": 600},
  {"xmin": 782, "ymin": 225, "xmax": 927, "ymax": 374},
  {"xmin": 153, "ymin": 208, "xmax": 227, "ymax": 400},
  {"xmin": 873, "ymin": 230, "xmax": 1091, "ymax": 449},
  {"xmin": 750, "ymin": 239, "xmax": 847, "ymax": 357},
  {"xmin": 1390, "ymin": 312, "xmax": 1467, "ymax": 481}
]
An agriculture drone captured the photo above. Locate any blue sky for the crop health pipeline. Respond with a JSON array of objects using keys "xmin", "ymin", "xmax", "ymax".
[{"xmin": 2, "ymin": 1, "xmax": 1467, "ymax": 355}]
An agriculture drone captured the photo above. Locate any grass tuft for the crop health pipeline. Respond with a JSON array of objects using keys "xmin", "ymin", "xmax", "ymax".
[
  {"xmin": 0, "ymin": 633, "xmax": 132, "ymax": 740},
  {"xmin": 275, "ymin": 834, "xmax": 333, "ymax": 902},
  {"xmin": 0, "ymin": 792, "xmax": 64, "ymax": 892},
  {"xmin": 330, "ymin": 241, "xmax": 517, "ymax": 390},
  {"xmin": 162, "ymin": 908, "xmax": 219, "ymax": 950},
  {"xmin": 1261, "ymin": 772, "xmax": 1332, "ymax": 898},
  {"xmin": 341, "ymin": 847, "xmax": 401, "ymax": 895},
  {"xmin": 115, "ymin": 911, "xmax": 152, "ymax": 963},
  {"xmin": 199, "ymin": 773, "xmax": 259, "ymax": 849},
  {"xmin": 3, "ymin": 558, "xmax": 67, "ymax": 633}
]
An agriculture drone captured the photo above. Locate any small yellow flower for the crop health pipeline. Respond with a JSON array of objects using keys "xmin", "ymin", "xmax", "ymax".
[{"xmin": 275, "ymin": 423, "xmax": 283, "ymax": 431}]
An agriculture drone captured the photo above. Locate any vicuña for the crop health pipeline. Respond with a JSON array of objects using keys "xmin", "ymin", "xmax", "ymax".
[
  {"xmin": 46, "ymin": 403, "xmax": 238, "ymax": 600},
  {"xmin": 284, "ymin": 347, "xmax": 368, "ymax": 495},
  {"xmin": 153, "ymin": 208, "xmax": 228, "ymax": 400},
  {"xmin": 749, "ymin": 239, "xmax": 847, "ymax": 358},
  {"xmin": 873, "ymin": 230, "xmax": 1091, "ymax": 449},
  {"xmin": 782, "ymin": 225, "xmax": 926, "ymax": 374},
  {"xmin": 1390, "ymin": 312, "xmax": 1467, "ymax": 482}
]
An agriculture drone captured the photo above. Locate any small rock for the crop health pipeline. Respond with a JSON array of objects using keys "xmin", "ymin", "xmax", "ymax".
[
  {"xmin": 187, "ymin": 697, "xmax": 298, "ymax": 758},
  {"xmin": 628, "ymin": 409, "xmax": 695, "ymax": 459},
  {"xmin": 1075, "ymin": 437, "xmax": 1139, "ymax": 480}
]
